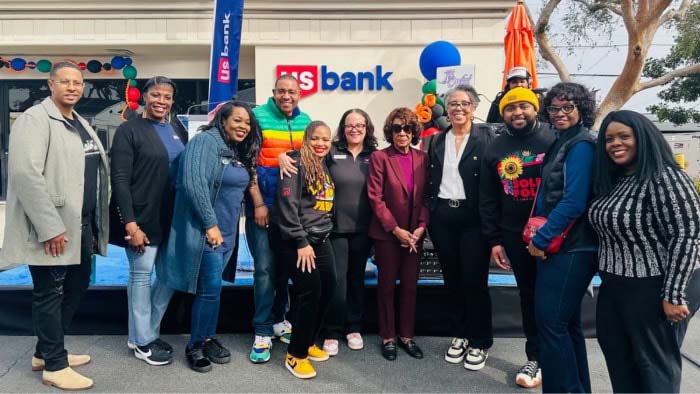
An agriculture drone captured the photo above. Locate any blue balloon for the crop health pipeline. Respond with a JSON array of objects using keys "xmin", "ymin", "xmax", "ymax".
[
  {"xmin": 419, "ymin": 41, "xmax": 461, "ymax": 81},
  {"xmin": 111, "ymin": 56, "xmax": 125, "ymax": 70},
  {"xmin": 10, "ymin": 58, "xmax": 27, "ymax": 71},
  {"xmin": 124, "ymin": 57, "xmax": 133, "ymax": 66}
]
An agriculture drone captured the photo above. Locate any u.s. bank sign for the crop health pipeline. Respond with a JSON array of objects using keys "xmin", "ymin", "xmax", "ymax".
[{"xmin": 276, "ymin": 65, "xmax": 394, "ymax": 97}]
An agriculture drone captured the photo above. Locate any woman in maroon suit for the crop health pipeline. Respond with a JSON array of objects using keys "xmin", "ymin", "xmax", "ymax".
[{"xmin": 367, "ymin": 107, "xmax": 429, "ymax": 361}]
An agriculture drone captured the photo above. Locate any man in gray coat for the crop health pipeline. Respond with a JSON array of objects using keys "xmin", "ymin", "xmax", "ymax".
[{"xmin": 0, "ymin": 62, "xmax": 109, "ymax": 391}]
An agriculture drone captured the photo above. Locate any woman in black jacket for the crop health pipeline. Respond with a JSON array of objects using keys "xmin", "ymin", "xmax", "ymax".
[
  {"xmin": 272, "ymin": 121, "xmax": 336, "ymax": 379},
  {"xmin": 589, "ymin": 110, "xmax": 700, "ymax": 393},
  {"xmin": 427, "ymin": 85, "xmax": 494, "ymax": 370},
  {"xmin": 109, "ymin": 76, "xmax": 187, "ymax": 366}
]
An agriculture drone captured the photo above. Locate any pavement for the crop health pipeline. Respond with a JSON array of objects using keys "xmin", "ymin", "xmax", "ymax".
[{"xmin": 1, "ymin": 317, "xmax": 699, "ymax": 393}]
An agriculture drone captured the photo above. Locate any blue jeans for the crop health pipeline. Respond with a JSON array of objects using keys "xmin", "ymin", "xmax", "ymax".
[
  {"xmin": 126, "ymin": 246, "xmax": 174, "ymax": 346},
  {"xmin": 535, "ymin": 251, "xmax": 596, "ymax": 393},
  {"xmin": 190, "ymin": 250, "xmax": 233, "ymax": 345},
  {"xmin": 246, "ymin": 219, "xmax": 287, "ymax": 336}
]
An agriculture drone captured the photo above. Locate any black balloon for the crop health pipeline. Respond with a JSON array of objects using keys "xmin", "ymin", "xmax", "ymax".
[
  {"xmin": 86, "ymin": 60, "xmax": 102, "ymax": 73},
  {"xmin": 435, "ymin": 115, "xmax": 450, "ymax": 131},
  {"xmin": 431, "ymin": 104, "xmax": 444, "ymax": 118}
]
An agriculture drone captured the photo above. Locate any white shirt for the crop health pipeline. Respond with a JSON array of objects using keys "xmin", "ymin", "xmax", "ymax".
[{"xmin": 438, "ymin": 131, "xmax": 469, "ymax": 199}]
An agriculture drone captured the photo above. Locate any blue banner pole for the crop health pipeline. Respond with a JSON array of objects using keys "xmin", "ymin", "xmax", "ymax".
[{"xmin": 208, "ymin": 0, "xmax": 244, "ymax": 114}]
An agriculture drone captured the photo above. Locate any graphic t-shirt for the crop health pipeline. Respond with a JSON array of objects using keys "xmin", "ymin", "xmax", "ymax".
[{"xmin": 64, "ymin": 116, "xmax": 100, "ymax": 220}]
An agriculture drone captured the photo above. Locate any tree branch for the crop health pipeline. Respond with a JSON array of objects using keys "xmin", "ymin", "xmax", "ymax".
[
  {"xmin": 534, "ymin": 0, "xmax": 571, "ymax": 82},
  {"xmin": 570, "ymin": 0, "xmax": 622, "ymax": 15},
  {"xmin": 637, "ymin": 62, "xmax": 700, "ymax": 92},
  {"xmin": 620, "ymin": 0, "xmax": 637, "ymax": 32},
  {"xmin": 659, "ymin": 0, "xmax": 692, "ymax": 25}
]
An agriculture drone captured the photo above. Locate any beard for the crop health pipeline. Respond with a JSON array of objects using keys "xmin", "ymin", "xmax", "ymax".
[{"xmin": 505, "ymin": 117, "xmax": 536, "ymax": 136}]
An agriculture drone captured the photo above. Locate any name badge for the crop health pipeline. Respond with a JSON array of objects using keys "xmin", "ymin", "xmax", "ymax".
[{"xmin": 333, "ymin": 154, "xmax": 347, "ymax": 160}]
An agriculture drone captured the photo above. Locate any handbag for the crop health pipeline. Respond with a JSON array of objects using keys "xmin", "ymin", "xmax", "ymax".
[
  {"xmin": 304, "ymin": 221, "xmax": 333, "ymax": 245},
  {"xmin": 522, "ymin": 182, "xmax": 575, "ymax": 255}
]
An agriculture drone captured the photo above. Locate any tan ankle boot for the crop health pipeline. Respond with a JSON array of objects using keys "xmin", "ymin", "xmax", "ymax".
[
  {"xmin": 32, "ymin": 354, "xmax": 91, "ymax": 371},
  {"xmin": 42, "ymin": 367, "xmax": 94, "ymax": 390}
]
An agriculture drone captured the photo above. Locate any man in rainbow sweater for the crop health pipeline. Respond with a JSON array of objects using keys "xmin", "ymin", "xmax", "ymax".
[{"xmin": 247, "ymin": 75, "xmax": 311, "ymax": 364}]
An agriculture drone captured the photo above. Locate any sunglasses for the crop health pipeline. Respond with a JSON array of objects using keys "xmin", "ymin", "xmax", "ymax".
[
  {"xmin": 546, "ymin": 104, "xmax": 577, "ymax": 114},
  {"xmin": 391, "ymin": 124, "xmax": 414, "ymax": 134}
]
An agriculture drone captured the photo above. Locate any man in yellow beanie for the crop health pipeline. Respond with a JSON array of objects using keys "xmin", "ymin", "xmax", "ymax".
[{"xmin": 479, "ymin": 86, "xmax": 555, "ymax": 389}]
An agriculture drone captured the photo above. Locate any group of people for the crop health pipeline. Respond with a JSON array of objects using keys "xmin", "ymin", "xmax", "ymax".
[{"xmin": 1, "ymin": 61, "xmax": 698, "ymax": 393}]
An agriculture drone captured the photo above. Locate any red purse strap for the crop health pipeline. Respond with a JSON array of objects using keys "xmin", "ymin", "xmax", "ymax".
[{"xmin": 528, "ymin": 180, "xmax": 542, "ymax": 218}]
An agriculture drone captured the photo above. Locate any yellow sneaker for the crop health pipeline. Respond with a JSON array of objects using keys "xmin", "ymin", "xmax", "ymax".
[
  {"xmin": 307, "ymin": 344, "xmax": 329, "ymax": 362},
  {"xmin": 285, "ymin": 353, "xmax": 316, "ymax": 379}
]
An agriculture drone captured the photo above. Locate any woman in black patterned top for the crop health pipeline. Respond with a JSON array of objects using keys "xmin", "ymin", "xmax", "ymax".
[{"xmin": 589, "ymin": 110, "xmax": 700, "ymax": 393}]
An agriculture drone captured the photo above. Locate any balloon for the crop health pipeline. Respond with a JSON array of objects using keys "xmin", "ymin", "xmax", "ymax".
[
  {"xmin": 37, "ymin": 59, "xmax": 52, "ymax": 73},
  {"xmin": 415, "ymin": 104, "xmax": 432, "ymax": 123},
  {"xmin": 436, "ymin": 96, "xmax": 445, "ymax": 108},
  {"xmin": 10, "ymin": 58, "xmax": 26, "ymax": 71},
  {"xmin": 122, "ymin": 65, "xmax": 137, "ymax": 79},
  {"xmin": 27, "ymin": 61, "xmax": 36, "ymax": 69},
  {"xmin": 129, "ymin": 79, "xmax": 138, "ymax": 87},
  {"xmin": 124, "ymin": 57, "xmax": 133, "ymax": 66},
  {"xmin": 127, "ymin": 87, "xmax": 141, "ymax": 101},
  {"xmin": 431, "ymin": 104, "xmax": 444, "ymax": 118},
  {"xmin": 77, "ymin": 62, "xmax": 86, "ymax": 71},
  {"xmin": 435, "ymin": 115, "xmax": 450, "ymax": 131},
  {"xmin": 86, "ymin": 60, "xmax": 102, "ymax": 73},
  {"xmin": 129, "ymin": 101, "xmax": 139, "ymax": 110},
  {"xmin": 111, "ymin": 56, "xmax": 125, "ymax": 70},
  {"xmin": 422, "ymin": 80, "xmax": 437, "ymax": 95},
  {"xmin": 102, "ymin": 63, "xmax": 112, "ymax": 71},
  {"xmin": 419, "ymin": 41, "xmax": 461, "ymax": 81}
]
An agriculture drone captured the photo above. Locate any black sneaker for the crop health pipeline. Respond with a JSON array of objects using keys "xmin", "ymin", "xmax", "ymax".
[
  {"xmin": 203, "ymin": 337, "xmax": 231, "ymax": 364},
  {"xmin": 445, "ymin": 337, "xmax": 467, "ymax": 363},
  {"xmin": 516, "ymin": 360, "xmax": 542, "ymax": 388},
  {"xmin": 134, "ymin": 341, "xmax": 173, "ymax": 366},
  {"xmin": 153, "ymin": 338, "xmax": 173, "ymax": 354},
  {"xmin": 186, "ymin": 343, "xmax": 212, "ymax": 373}
]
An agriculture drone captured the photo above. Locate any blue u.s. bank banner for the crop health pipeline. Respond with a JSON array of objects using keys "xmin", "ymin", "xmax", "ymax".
[{"xmin": 208, "ymin": 0, "xmax": 244, "ymax": 113}]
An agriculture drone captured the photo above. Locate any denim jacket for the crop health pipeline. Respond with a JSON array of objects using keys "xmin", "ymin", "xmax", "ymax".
[{"xmin": 157, "ymin": 128, "xmax": 240, "ymax": 294}]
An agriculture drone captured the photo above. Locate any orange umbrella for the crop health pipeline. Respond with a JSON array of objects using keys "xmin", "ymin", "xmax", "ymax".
[{"xmin": 502, "ymin": 0, "xmax": 538, "ymax": 89}]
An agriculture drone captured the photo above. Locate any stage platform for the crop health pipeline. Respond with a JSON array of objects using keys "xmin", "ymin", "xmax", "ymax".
[{"xmin": 0, "ymin": 239, "xmax": 600, "ymax": 336}]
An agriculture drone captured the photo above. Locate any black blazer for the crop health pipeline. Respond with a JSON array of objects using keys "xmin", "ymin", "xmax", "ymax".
[
  {"xmin": 428, "ymin": 124, "xmax": 495, "ymax": 210},
  {"xmin": 109, "ymin": 116, "xmax": 188, "ymax": 246}
]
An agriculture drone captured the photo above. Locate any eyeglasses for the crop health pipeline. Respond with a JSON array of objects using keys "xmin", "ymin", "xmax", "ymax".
[
  {"xmin": 53, "ymin": 79, "xmax": 84, "ymax": 88},
  {"xmin": 546, "ymin": 104, "xmax": 577, "ymax": 114},
  {"xmin": 391, "ymin": 124, "xmax": 414, "ymax": 134},
  {"xmin": 344, "ymin": 123, "xmax": 366, "ymax": 131},
  {"xmin": 447, "ymin": 101, "xmax": 473, "ymax": 109},
  {"xmin": 272, "ymin": 88, "xmax": 299, "ymax": 96}
]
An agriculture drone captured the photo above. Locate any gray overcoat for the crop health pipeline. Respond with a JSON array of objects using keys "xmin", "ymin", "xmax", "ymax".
[{"xmin": 0, "ymin": 97, "xmax": 109, "ymax": 268}]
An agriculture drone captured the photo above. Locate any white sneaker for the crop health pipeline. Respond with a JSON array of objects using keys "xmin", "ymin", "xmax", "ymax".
[
  {"xmin": 323, "ymin": 339, "xmax": 339, "ymax": 356},
  {"xmin": 516, "ymin": 361, "xmax": 542, "ymax": 388},
  {"xmin": 127, "ymin": 341, "xmax": 136, "ymax": 350},
  {"xmin": 464, "ymin": 347, "xmax": 488, "ymax": 371},
  {"xmin": 273, "ymin": 320, "xmax": 292, "ymax": 344},
  {"xmin": 445, "ymin": 337, "xmax": 467, "ymax": 363}
]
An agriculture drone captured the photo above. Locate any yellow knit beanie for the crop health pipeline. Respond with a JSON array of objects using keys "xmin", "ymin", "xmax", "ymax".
[{"xmin": 499, "ymin": 87, "xmax": 539, "ymax": 115}]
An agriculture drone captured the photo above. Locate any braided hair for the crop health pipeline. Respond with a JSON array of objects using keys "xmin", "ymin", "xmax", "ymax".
[{"xmin": 300, "ymin": 120, "xmax": 332, "ymax": 192}]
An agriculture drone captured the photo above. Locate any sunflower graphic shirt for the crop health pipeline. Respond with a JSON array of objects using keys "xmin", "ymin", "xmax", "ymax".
[{"xmin": 497, "ymin": 150, "xmax": 545, "ymax": 201}]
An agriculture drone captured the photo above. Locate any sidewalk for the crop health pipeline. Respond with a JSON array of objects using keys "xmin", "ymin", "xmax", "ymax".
[{"xmin": 1, "ymin": 322, "xmax": 699, "ymax": 393}]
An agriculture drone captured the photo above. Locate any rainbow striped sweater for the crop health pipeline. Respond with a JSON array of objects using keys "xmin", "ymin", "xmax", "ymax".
[{"xmin": 252, "ymin": 97, "xmax": 311, "ymax": 208}]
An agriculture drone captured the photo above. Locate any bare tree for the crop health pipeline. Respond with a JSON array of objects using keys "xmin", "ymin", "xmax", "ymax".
[{"xmin": 532, "ymin": 0, "xmax": 698, "ymax": 129}]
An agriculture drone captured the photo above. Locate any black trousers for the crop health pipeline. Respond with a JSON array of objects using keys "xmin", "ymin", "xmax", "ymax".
[
  {"xmin": 322, "ymin": 232, "xmax": 372, "ymax": 339},
  {"xmin": 502, "ymin": 230, "xmax": 539, "ymax": 361},
  {"xmin": 429, "ymin": 200, "xmax": 493, "ymax": 348},
  {"xmin": 271, "ymin": 228, "xmax": 337, "ymax": 359},
  {"xmin": 597, "ymin": 272, "xmax": 682, "ymax": 393},
  {"xmin": 28, "ymin": 223, "xmax": 94, "ymax": 372}
]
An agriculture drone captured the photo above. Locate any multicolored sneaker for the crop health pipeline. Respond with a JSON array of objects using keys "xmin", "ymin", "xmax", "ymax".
[
  {"xmin": 307, "ymin": 344, "xmax": 329, "ymax": 362},
  {"xmin": 249, "ymin": 335, "xmax": 272, "ymax": 364},
  {"xmin": 285, "ymin": 353, "xmax": 316, "ymax": 379},
  {"xmin": 273, "ymin": 320, "xmax": 292, "ymax": 344}
]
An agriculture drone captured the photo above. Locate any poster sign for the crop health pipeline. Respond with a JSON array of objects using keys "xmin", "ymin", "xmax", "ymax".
[{"xmin": 436, "ymin": 65, "xmax": 475, "ymax": 96}]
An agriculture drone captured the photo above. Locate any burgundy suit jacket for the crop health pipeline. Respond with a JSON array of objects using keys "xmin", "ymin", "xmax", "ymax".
[{"xmin": 367, "ymin": 145, "xmax": 430, "ymax": 241}]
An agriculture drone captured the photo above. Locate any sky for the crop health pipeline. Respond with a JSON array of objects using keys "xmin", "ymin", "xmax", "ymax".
[{"xmin": 523, "ymin": 0, "xmax": 695, "ymax": 117}]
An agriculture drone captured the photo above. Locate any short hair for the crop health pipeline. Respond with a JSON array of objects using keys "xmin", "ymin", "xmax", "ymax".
[
  {"xmin": 335, "ymin": 108, "xmax": 378, "ymax": 150},
  {"xmin": 593, "ymin": 110, "xmax": 679, "ymax": 196},
  {"xmin": 143, "ymin": 76, "xmax": 177, "ymax": 95},
  {"xmin": 49, "ymin": 62, "xmax": 82, "ymax": 78},
  {"xmin": 444, "ymin": 84, "xmax": 480, "ymax": 109},
  {"xmin": 541, "ymin": 82, "xmax": 596, "ymax": 128},
  {"xmin": 382, "ymin": 107, "xmax": 422, "ymax": 146},
  {"xmin": 275, "ymin": 74, "xmax": 300, "ymax": 89}
]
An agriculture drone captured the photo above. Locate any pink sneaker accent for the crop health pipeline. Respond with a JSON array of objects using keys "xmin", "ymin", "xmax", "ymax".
[
  {"xmin": 346, "ymin": 333, "xmax": 364, "ymax": 350},
  {"xmin": 322, "ymin": 339, "xmax": 339, "ymax": 356}
]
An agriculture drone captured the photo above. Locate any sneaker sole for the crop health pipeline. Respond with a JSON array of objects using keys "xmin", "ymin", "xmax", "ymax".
[
  {"xmin": 207, "ymin": 355, "xmax": 231, "ymax": 364},
  {"xmin": 464, "ymin": 359, "xmax": 487, "ymax": 371},
  {"xmin": 324, "ymin": 348, "xmax": 339, "ymax": 356},
  {"xmin": 277, "ymin": 336, "xmax": 291, "ymax": 344},
  {"xmin": 250, "ymin": 354, "xmax": 271, "ymax": 364},
  {"xmin": 444, "ymin": 354, "xmax": 465, "ymax": 364},
  {"xmin": 308, "ymin": 353, "xmax": 329, "ymax": 362},
  {"xmin": 189, "ymin": 363, "xmax": 213, "ymax": 373},
  {"xmin": 285, "ymin": 362, "xmax": 316, "ymax": 379},
  {"xmin": 134, "ymin": 350, "xmax": 173, "ymax": 366},
  {"xmin": 516, "ymin": 375, "xmax": 542, "ymax": 388}
]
